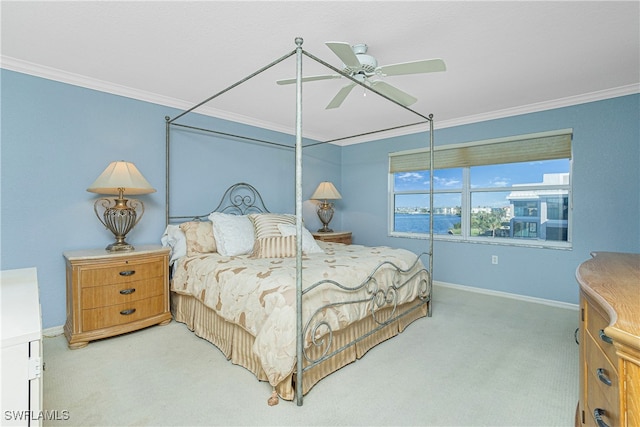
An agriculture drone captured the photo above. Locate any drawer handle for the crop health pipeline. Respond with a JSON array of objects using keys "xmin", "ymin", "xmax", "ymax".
[
  {"xmin": 119, "ymin": 270, "xmax": 136, "ymax": 277},
  {"xmin": 596, "ymin": 368, "xmax": 612, "ymax": 386},
  {"xmin": 598, "ymin": 329, "xmax": 613, "ymax": 344},
  {"xmin": 120, "ymin": 308, "xmax": 136, "ymax": 316},
  {"xmin": 593, "ymin": 408, "xmax": 610, "ymax": 427},
  {"xmin": 119, "ymin": 288, "xmax": 136, "ymax": 295}
]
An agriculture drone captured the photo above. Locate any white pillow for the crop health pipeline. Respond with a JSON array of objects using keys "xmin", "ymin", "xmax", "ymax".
[
  {"xmin": 208, "ymin": 212, "xmax": 255, "ymax": 256},
  {"xmin": 161, "ymin": 224, "xmax": 187, "ymax": 265},
  {"xmin": 277, "ymin": 223, "xmax": 324, "ymax": 254}
]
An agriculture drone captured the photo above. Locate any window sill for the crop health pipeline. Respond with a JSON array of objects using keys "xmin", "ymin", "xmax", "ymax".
[{"xmin": 388, "ymin": 232, "xmax": 573, "ymax": 250}]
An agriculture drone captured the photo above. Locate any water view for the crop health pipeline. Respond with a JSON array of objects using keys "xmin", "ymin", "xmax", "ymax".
[{"xmin": 394, "ymin": 213, "xmax": 460, "ymax": 234}]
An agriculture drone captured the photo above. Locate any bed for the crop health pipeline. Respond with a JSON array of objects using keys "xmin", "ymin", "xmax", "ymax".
[{"xmin": 163, "ymin": 38, "xmax": 435, "ymax": 406}]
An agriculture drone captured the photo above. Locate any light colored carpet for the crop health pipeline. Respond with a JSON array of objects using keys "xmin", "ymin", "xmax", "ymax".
[{"xmin": 42, "ymin": 285, "xmax": 579, "ymax": 426}]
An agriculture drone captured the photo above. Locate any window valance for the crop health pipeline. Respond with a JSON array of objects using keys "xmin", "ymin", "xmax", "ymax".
[{"xmin": 389, "ymin": 129, "xmax": 572, "ymax": 173}]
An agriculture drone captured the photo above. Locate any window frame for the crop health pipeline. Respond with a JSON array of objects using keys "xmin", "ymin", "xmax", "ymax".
[{"xmin": 388, "ymin": 130, "xmax": 573, "ymax": 250}]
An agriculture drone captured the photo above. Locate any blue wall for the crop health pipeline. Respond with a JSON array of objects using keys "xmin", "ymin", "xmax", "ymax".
[
  {"xmin": 1, "ymin": 69, "xmax": 638, "ymax": 328},
  {"xmin": 1, "ymin": 70, "xmax": 340, "ymax": 328},
  {"xmin": 342, "ymin": 94, "xmax": 640, "ymax": 304}
]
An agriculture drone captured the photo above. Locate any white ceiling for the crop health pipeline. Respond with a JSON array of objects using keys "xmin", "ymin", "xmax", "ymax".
[{"xmin": 2, "ymin": 1, "xmax": 639, "ymax": 144}]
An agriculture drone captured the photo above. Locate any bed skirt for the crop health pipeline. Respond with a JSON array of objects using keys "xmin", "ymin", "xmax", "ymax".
[{"xmin": 171, "ymin": 291, "xmax": 428, "ymax": 401}]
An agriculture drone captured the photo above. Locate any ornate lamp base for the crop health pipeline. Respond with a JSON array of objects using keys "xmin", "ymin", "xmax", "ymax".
[
  {"xmin": 94, "ymin": 196, "xmax": 144, "ymax": 252},
  {"xmin": 316, "ymin": 201, "xmax": 335, "ymax": 233},
  {"xmin": 105, "ymin": 241, "xmax": 135, "ymax": 252}
]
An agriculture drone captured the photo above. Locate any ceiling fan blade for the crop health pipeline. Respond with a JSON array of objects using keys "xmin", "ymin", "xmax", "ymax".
[
  {"xmin": 325, "ymin": 42, "xmax": 360, "ymax": 68},
  {"xmin": 276, "ymin": 74, "xmax": 342, "ymax": 85},
  {"xmin": 377, "ymin": 58, "xmax": 446, "ymax": 76},
  {"xmin": 371, "ymin": 81, "xmax": 418, "ymax": 106},
  {"xmin": 326, "ymin": 83, "xmax": 356, "ymax": 109}
]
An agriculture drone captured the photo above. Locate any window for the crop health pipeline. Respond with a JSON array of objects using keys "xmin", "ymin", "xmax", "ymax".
[
  {"xmin": 389, "ymin": 130, "xmax": 572, "ymax": 248},
  {"xmin": 393, "ymin": 169, "xmax": 462, "ymax": 236}
]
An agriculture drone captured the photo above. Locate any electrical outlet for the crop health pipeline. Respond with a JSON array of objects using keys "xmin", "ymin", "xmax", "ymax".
[{"xmin": 491, "ymin": 255, "xmax": 498, "ymax": 265}]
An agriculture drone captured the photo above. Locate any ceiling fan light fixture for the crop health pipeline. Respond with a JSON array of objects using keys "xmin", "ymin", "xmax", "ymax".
[{"xmin": 352, "ymin": 44, "xmax": 368, "ymax": 55}]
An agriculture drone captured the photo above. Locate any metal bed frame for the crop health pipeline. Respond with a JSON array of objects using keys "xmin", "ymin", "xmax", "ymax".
[{"xmin": 164, "ymin": 37, "xmax": 435, "ymax": 406}]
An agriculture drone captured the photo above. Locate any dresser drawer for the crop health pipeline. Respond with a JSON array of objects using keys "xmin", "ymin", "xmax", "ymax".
[
  {"xmin": 79, "ymin": 258, "xmax": 164, "ymax": 288},
  {"xmin": 585, "ymin": 296, "xmax": 618, "ymax": 365},
  {"xmin": 585, "ymin": 333, "xmax": 619, "ymax": 407},
  {"xmin": 81, "ymin": 278, "xmax": 164, "ymax": 309},
  {"xmin": 586, "ymin": 375, "xmax": 620, "ymax": 427},
  {"xmin": 82, "ymin": 294, "xmax": 165, "ymax": 331}
]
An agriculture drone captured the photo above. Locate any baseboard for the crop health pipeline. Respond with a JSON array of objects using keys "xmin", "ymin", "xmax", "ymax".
[
  {"xmin": 43, "ymin": 325, "xmax": 65, "ymax": 338},
  {"xmin": 433, "ymin": 280, "xmax": 579, "ymax": 311}
]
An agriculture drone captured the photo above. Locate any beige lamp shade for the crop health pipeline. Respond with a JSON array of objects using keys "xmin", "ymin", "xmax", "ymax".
[
  {"xmin": 311, "ymin": 181, "xmax": 342, "ymax": 200},
  {"xmin": 87, "ymin": 161, "xmax": 156, "ymax": 195}
]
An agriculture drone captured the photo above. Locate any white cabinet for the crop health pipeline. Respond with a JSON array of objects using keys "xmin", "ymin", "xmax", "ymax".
[{"xmin": 1, "ymin": 268, "xmax": 43, "ymax": 427}]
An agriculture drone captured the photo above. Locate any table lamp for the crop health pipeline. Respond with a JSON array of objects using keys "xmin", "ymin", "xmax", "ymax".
[
  {"xmin": 311, "ymin": 181, "xmax": 342, "ymax": 232},
  {"xmin": 87, "ymin": 161, "xmax": 156, "ymax": 252}
]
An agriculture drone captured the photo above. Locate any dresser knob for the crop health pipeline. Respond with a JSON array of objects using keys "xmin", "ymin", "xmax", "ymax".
[
  {"xmin": 119, "ymin": 288, "xmax": 136, "ymax": 295},
  {"xmin": 594, "ymin": 408, "xmax": 610, "ymax": 427},
  {"xmin": 120, "ymin": 308, "xmax": 136, "ymax": 316},
  {"xmin": 596, "ymin": 368, "xmax": 612, "ymax": 386},
  {"xmin": 598, "ymin": 329, "xmax": 613, "ymax": 344}
]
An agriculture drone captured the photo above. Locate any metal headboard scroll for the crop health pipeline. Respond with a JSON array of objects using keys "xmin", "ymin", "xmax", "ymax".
[
  {"xmin": 168, "ymin": 182, "xmax": 270, "ymax": 222},
  {"xmin": 211, "ymin": 182, "xmax": 270, "ymax": 215}
]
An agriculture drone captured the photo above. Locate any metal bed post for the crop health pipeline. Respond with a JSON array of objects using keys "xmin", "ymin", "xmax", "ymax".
[
  {"xmin": 294, "ymin": 36, "xmax": 304, "ymax": 407},
  {"xmin": 165, "ymin": 116, "xmax": 171, "ymax": 226},
  {"xmin": 428, "ymin": 114, "xmax": 434, "ymax": 317}
]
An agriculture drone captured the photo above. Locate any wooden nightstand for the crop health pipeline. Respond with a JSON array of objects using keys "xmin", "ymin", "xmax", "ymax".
[
  {"xmin": 63, "ymin": 245, "xmax": 171, "ymax": 349},
  {"xmin": 312, "ymin": 231, "xmax": 352, "ymax": 245}
]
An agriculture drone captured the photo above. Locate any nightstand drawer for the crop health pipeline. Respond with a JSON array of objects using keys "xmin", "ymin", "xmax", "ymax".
[
  {"xmin": 81, "ymin": 278, "xmax": 164, "ymax": 309},
  {"xmin": 82, "ymin": 294, "xmax": 165, "ymax": 331},
  {"xmin": 79, "ymin": 259, "xmax": 164, "ymax": 288}
]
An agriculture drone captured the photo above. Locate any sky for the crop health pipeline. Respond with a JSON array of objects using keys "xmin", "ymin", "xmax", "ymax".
[{"xmin": 394, "ymin": 159, "xmax": 570, "ymax": 208}]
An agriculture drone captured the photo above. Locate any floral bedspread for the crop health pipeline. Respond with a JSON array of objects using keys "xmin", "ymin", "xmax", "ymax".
[{"xmin": 171, "ymin": 241, "xmax": 428, "ymax": 386}]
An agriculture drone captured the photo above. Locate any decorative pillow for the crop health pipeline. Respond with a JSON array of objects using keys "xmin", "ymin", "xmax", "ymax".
[
  {"xmin": 179, "ymin": 221, "xmax": 217, "ymax": 256},
  {"xmin": 208, "ymin": 212, "xmax": 255, "ymax": 256},
  {"xmin": 248, "ymin": 213, "xmax": 296, "ymax": 239},
  {"xmin": 161, "ymin": 224, "xmax": 187, "ymax": 264},
  {"xmin": 250, "ymin": 235, "xmax": 296, "ymax": 259},
  {"xmin": 277, "ymin": 223, "xmax": 324, "ymax": 254}
]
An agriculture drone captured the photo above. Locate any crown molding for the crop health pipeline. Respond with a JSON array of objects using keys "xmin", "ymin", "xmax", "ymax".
[
  {"xmin": 336, "ymin": 83, "xmax": 640, "ymax": 146},
  {"xmin": 3, "ymin": 56, "xmax": 638, "ymax": 146},
  {"xmin": 0, "ymin": 56, "xmax": 311, "ymax": 140}
]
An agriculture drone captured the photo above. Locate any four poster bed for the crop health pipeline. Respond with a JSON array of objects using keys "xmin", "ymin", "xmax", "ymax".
[{"xmin": 162, "ymin": 38, "xmax": 435, "ymax": 406}]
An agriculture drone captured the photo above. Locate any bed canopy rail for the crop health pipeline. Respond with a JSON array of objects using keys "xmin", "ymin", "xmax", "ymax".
[{"xmin": 164, "ymin": 37, "xmax": 435, "ymax": 406}]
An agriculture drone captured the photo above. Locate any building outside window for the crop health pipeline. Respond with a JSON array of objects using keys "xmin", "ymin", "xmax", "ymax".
[{"xmin": 389, "ymin": 129, "xmax": 573, "ymax": 249}]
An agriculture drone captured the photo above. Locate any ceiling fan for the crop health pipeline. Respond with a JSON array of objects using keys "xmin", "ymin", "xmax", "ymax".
[{"xmin": 276, "ymin": 41, "xmax": 446, "ymax": 109}]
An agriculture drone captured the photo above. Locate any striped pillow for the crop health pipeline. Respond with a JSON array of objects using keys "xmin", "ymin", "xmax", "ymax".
[
  {"xmin": 249, "ymin": 213, "xmax": 296, "ymax": 239},
  {"xmin": 250, "ymin": 235, "xmax": 296, "ymax": 258}
]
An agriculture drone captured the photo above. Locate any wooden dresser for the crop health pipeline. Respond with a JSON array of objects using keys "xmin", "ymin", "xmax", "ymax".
[
  {"xmin": 576, "ymin": 252, "xmax": 640, "ymax": 427},
  {"xmin": 63, "ymin": 245, "xmax": 171, "ymax": 349}
]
